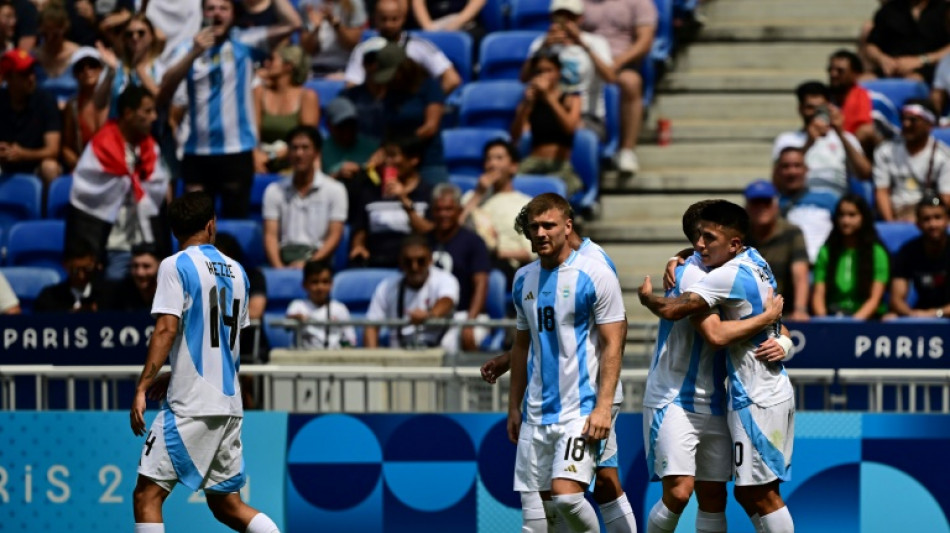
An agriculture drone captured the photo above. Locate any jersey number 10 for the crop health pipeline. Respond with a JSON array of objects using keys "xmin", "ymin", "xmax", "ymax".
[{"xmin": 208, "ymin": 286, "xmax": 240, "ymax": 351}]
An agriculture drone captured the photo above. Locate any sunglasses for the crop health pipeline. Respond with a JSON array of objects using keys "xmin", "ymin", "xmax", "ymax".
[{"xmin": 124, "ymin": 29, "xmax": 147, "ymax": 39}]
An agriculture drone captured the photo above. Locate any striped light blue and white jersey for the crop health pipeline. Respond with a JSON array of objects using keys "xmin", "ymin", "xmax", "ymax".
[
  {"xmin": 169, "ymin": 27, "xmax": 267, "ymax": 156},
  {"xmin": 577, "ymin": 237, "xmax": 617, "ymax": 275},
  {"xmin": 151, "ymin": 244, "xmax": 251, "ymax": 418},
  {"xmin": 513, "ymin": 250, "xmax": 626, "ymax": 425},
  {"xmin": 686, "ymin": 248, "xmax": 794, "ymax": 411},
  {"xmin": 643, "ymin": 252, "xmax": 728, "ymax": 414}
]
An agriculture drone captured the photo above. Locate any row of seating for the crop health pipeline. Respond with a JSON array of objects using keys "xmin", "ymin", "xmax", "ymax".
[{"xmin": 861, "ymin": 79, "xmax": 934, "ymax": 130}]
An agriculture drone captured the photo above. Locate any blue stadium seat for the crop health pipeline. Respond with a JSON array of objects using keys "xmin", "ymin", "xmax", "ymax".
[
  {"xmin": 848, "ymin": 176, "xmax": 875, "ymax": 210},
  {"xmin": 443, "ymin": 128, "xmax": 511, "ymax": 176},
  {"xmin": 480, "ymin": 0, "xmax": 509, "ymax": 32},
  {"xmin": 640, "ymin": 52, "xmax": 656, "ymax": 107},
  {"xmin": 46, "ymin": 175, "xmax": 73, "ymax": 219},
  {"xmin": 216, "ymin": 219, "xmax": 265, "ymax": 269},
  {"xmin": 512, "ymin": 174, "xmax": 567, "ymax": 197},
  {"xmin": 478, "ymin": 31, "xmax": 542, "ymax": 80},
  {"xmin": 414, "ymin": 31, "xmax": 474, "ymax": 83},
  {"xmin": 652, "ymin": 0, "xmax": 674, "ymax": 62},
  {"xmin": 485, "ymin": 268, "xmax": 510, "ymax": 319},
  {"xmin": 868, "ymin": 90, "xmax": 901, "ymax": 130},
  {"xmin": 459, "ymin": 80, "xmax": 525, "ymax": 129},
  {"xmin": 450, "ymin": 175, "xmax": 479, "ymax": 194},
  {"xmin": 875, "ymin": 221, "xmax": 920, "ymax": 254},
  {"xmin": 261, "ymin": 267, "xmax": 306, "ymax": 312},
  {"xmin": 932, "ymin": 127, "xmax": 950, "ymax": 147},
  {"xmin": 305, "ymin": 78, "xmax": 346, "ymax": 107},
  {"xmin": 263, "ymin": 311, "xmax": 296, "ymax": 349},
  {"xmin": 570, "ymin": 129, "xmax": 600, "ymax": 210},
  {"xmin": 0, "ymin": 266, "xmax": 62, "ymax": 313},
  {"xmin": 6, "ymin": 220, "xmax": 65, "ymax": 273},
  {"xmin": 334, "ymin": 224, "xmax": 351, "ymax": 273},
  {"xmin": 250, "ymin": 173, "xmax": 284, "ymax": 222},
  {"xmin": 602, "ymin": 84, "xmax": 620, "ymax": 158},
  {"xmin": 510, "ymin": 0, "xmax": 551, "ymax": 30},
  {"xmin": 331, "ymin": 268, "xmax": 399, "ymax": 315},
  {"xmin": 859, "ymin": 79, "xmax": 929, "ymax": 109},
  {"xmin": 0, "ymin": 174, "xmax": 42, "ymax": 233}
]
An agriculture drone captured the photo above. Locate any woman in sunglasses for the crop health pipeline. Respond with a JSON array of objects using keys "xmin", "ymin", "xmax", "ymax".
[{"xmin": 95, "ymin": 13, "xmax": 165, "ymax": 118}]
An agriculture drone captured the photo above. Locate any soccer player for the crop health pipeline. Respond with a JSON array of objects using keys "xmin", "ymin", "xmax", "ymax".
[
  {"xmin": 482, "ymin": 219, "xmax": 637, "ymax": 532},
  {"xmin": 641, "ymin": 201, "xmax": 787, "ymax": 533},
  {"xmin": 639, "ymin": 200, "xmax": 796, "ymax": 533},
  {"xmin": 129, "ymin": 192, "xmax": 280, "ymax": 533},
  {"xmin": 508, "ymin": 193, "xmax": 627, "ymax": 532}
]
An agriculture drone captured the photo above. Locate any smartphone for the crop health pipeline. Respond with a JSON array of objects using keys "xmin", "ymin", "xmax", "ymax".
[
  {"xmin": 382, "ymin": 165, "xmax": 398, "ymax": 187},
  {"xmin": 812, "ymin": 105, "xmax": 830, "ymax": 125}
]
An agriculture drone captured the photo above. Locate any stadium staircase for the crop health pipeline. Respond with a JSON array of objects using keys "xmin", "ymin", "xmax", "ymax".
[{"xmin": 590, "ymin": 0, "xmax": 879, "ymax": 360}]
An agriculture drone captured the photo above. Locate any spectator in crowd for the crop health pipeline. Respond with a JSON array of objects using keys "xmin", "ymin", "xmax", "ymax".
[
  {"xmin": 143, "ymin": 0, "xmax": 201, "ymax": 68},
  {"xmin": 376, "ymin": 43, "xmax": 447, "ymax": 185},
  {"xmin": 321, "ymin": 96, "xmax": 378, "ymax": 180},
  {"xmin": 215, "ymin": 232, "xmax": 271, "ymax": 364},
  {"xmin": 524, "ymin": 0, "xmax": 614, "ymax": 163},
  {"xmin": 34, "ymin": 242, "xmax": 109, "ymax": 313},
  {"xmin": 772, "ymin": 145, "xmax": 836, "ymax": 263},
  {"xmin": 0, "ymin": 270, "xmax": 21, "ymax": 314},
  {"xmin": 887, "ymin": 194, "xmax": 950, "ymax": 319},
  {"xmin": 580, "ymin": 0, "xmax": 655, "ymax": 175},
  {"xmin": 61, "ymin": 46, "xmax": 107, "ymax": 171},
  {"xmin": 263, "ymin": 125, "xmax": 348, "ymax": 268},
  {"xmin": 299, "ymin": 0, "xmax": 366, "ymax": 78},
  {"xmin": 428, "ymin": 183, "xmax": 491, "ymax": 352},
  {"xmin": 0, "ymin": 0, "xmax": 17, "ymax": 53},
  {"xmin": 874, "ymin": 99, "xmax": 950, "ymax": 222},
  {"xmin": 65, "ymin": 0, "xmax": 115, "ymax": 47},
  {"xmin": 254, "ymin": 44, "xmax": 320, "ymax": 173},
  {"xmin": 933, "ymin": 54, "xmax": 950, "ymax": 116},
  {"xmin": 864, "ymin": 0, "xmax": 949, "ymax": 84},
  {"xmin": 343, "ymin": 0, "xmax": 461, "ymax": 95},
  {"xmin": 365, "ymin": 234, "xmax": 459, "ymax": 348},
  {"xmin": 744, "ymin": 180, "xmax": 811, "ymax": 321},
  {"xmin": 772, "ymin": 81, "xmax": 871, "ymax": 199},
  {"xmin": 460, "ymin": 138, "xmax": 534, "ymax": 282},
  {"xmin": 511, "ymin": 50, "xmax": 582, "ymax": 195},
  {"xmin": 235, "ymin": 0, "xmax": 302, "ymax": 29},
  {"xmin": 287, "ymin": 259, "xmax": 358, "ymax": 349},
  {"xmin": 340, "ymin": 50, "xmax": 385, "ymax": 140},
  {"xmin": 103, "ymin": 244, "xmax": 160, "ymax": 311},
  {"xmin": 0, "ymin": 49, "xmax": 61, "ymax": 185},
  {"xmin": 812, "ymin": 194, "xmax": 889, "ymax": 319},
  {"xmin": 33, "ymin": 3, "xmax": 79, "ymax": 104},
  {"xmin": 411, "ymin": 0, "xmax": 484, "ymax": 40},
  {"xmin": 67, "ymin": 85, "xmax": 169, "ymax": 279},
  {"xmin": 10, "ymin": 0, "xmax": 36, "ymax": 52},
  {"xmin": 158, "ymin": 0, "xmax": 298, "ymax": 219},
  {"xmin": 827, "ymin": 49, "xmax": 876, "ymax": 153},
  {"xmin": 96, "ymin": 12, "xmax": 165, "ymax": 118},
  {"xmin": 350, "ymin": 136, "xmax": 433, "ymax": 267}
]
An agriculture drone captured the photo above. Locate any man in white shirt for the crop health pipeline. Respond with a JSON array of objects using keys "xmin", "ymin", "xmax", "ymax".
[{"xmin": 262, "ymin": 126, "xmax": 348, "ymax": 268}]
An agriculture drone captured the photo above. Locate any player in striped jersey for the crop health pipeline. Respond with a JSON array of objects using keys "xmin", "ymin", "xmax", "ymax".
[
  {"xmin": 639, "ymin": 200, "xmax": 796, "ymax": 533},
  {"xmin": 130, "ymin": 192, "xmax": 280, "ymax": 533},
  {"xmin": 508, "ymin": 194, "xmax": 627, "ymax": 532}
]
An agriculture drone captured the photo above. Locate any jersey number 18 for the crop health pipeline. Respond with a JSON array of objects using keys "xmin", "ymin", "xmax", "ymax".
[{"xmin": 208, "ymin": 286, "xmax": 240, "ymax": 351}]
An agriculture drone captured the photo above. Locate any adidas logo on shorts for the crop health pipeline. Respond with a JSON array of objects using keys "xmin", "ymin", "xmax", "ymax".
[{"xmin": 564, "ymin": 465, "xmax": 577, "ymax": 473}]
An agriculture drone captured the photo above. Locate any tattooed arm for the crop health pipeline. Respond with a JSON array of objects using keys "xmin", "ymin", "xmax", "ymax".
[
  {"xmin": 130, "ymin": 314, "xmax": 178, "ymax": 436},
  {"xmin": 637, "ymin": 275, "xmax": 711, "ymax": 321}
]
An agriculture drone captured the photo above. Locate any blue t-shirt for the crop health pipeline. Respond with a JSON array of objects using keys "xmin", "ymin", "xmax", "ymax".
[
  {"xmin": 382, "ymin": 77, "xmax": 445, "ymax": 167},
  {"xmin": 430, "ymin": 227, "xmax": 491, "ymax": 312}
]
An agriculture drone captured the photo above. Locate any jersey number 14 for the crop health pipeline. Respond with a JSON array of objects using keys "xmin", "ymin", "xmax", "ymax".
[{"xmin": 208, "ymin": 286, "xmax": 240, "ymax": 351}]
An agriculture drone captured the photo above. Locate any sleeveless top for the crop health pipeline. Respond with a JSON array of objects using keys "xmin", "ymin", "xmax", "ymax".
[{"xmin": 529, "ymin": 93, "xmax": 574, "ymax": 149}]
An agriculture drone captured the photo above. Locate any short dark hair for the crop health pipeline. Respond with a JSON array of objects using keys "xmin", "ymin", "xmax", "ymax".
[
  {"xmin": 303, "ymin": 259, "xmax": 333, "ymax": 280},
  {"xmin": 515, "ymin": 193, "xmax": 574, "ymax": 238},
  {"xmin": 776, "ymin": 145, "xmax": 806, "ymax": 161},
  {"xmin": 795, "ymin": 80, "xmax": 830, "ymax": 105},
  {"xmin": 168, "ymin": 192, "xmax": 215, "ymax": 242},
  {"xmin": 916, "ymin": 193, "xmax": 947, "ymax": 218},
  {"xmin": 698, "ymin": 200, "xmax": 750, "ymax": 241},
  {"xmin": 117, "ymin": 85, "xmax": 154, "ymax": 116},
  {"xmin": 529, "ymin": 48, "xmax": 562, "ymax": 72},
  {"xmin": 382, "ymin": 134, "xmax": 425, "ymax": 161},
  {"xmin": 63, "ymin": 239, "xmax": 98, "ymax": 262},
  {"xmin": 284, "ymin": 125, "xmax": 323, "ymax": 151},
  {"xmin": 682, "ymin": 199, "xmax": 717, "ymax": 244},
  {"xmin": 131, "ymin": 243, "xmax": 160, "ymax": 259},
  {"xmin": 483, "ymin": 138, "xmax": 520, "ymax": 164},
  {"xmin": 400, "ymin": 234, "xmax": 431, "ymax": 254},
  {"xmin": 830, "ymin": 49, "xmax": 863, "ymax": 74}
]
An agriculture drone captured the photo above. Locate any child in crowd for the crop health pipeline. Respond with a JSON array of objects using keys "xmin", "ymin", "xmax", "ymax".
[{"xmin": 286, "ymin": 259, "xmax": 357, "ymax": 348}]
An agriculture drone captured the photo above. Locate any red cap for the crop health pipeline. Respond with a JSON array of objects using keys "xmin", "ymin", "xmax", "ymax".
[{"xmin": 0, "ymin": 49, "xmax": 36, "ymax": 76}]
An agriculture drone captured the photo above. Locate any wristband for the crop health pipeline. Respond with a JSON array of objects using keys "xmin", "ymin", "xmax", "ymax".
[{"xmin": 776, "ymin": 334, "xmax": 794, "ymax": 361}]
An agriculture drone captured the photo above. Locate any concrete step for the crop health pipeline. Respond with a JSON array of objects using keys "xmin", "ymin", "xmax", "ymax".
[
  {"xmin": 597, "ymin": 193, "xmax": 744, "ymax": 221},
  {"xmin": 640, "ymin": 117, "xmax": 797, "ymax": 143},
  {"xmin": 602, "ymin": 167, "xmax": 764, "ymax": 193},
  {"xmin": 704, "ymin": 0, "xmax": 877, "ymax": 21},
  {"xmin": 676, "ymin": 43, "xmax": 852, "ymax": 71},
  {"xmin": 697, "ymin": 20, "xmax": 865, "ymax": 42},
  {"xmin": 651, "ymin": 94, "xmax": 799, "ymax": 122},
  {"xmin": 661, "ymin": 69, "xmax": 825, "ymax": 92},
  {"xmin": 636, "ymin": 142, "xmax": 773, "ymax": 169}
]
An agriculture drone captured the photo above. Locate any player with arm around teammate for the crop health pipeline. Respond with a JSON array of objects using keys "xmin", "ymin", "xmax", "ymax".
[
  {"xmin": 508, "ymin": 193, "xmax": 627, "ymax": 532},
  {"xmin": 129, "ymin": 192, "xmax": 281, "ymax": 533},
  {"xmin": 639, "ymin": 200, "xmax": 796, "ymax": 533}
]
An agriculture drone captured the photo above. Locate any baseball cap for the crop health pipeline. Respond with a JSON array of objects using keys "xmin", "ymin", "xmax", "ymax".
[
  {"xmin": 549, "ymin": 0, "xmax": 583, "ymax": 15},
  {"xmin": 325, "ymin": 97, "xmax": 358, "ymax": 126},
  {"xmin": 372, "ymin": 43, "xmax": 407, "ymax": 85},
  {"xmin": 70, "ymin": 47, "xmax": 103, "ymax": 72},
  {"xmin": 744, "ymin": 180, "xmax": 777, "ymax": 201},
  {"xmin": 0, "ymin": 49, "xmax": 36, "ymax": 76}
]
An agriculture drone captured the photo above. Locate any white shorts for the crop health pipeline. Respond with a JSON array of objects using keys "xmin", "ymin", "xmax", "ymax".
[
  {"xmin": 514, "ymin": 417, "xmax": 600, "ymax": 492},
  {"xmin": 596, "ymin": 405, "xmax": 621, "ymax": 469},
  {"xmin": 729, "ymin": 398, "xmax": 795, "ymax": 487},
  {"xmin": 137, "ymin": 408, "xmax": 246, "ymax": 493},
  {"xmin": 643, "ymin": 403, "xmax": 732, "ymax": 482}
]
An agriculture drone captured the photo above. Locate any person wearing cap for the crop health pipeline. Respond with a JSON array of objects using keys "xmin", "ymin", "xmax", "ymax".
[
  {"xmin": 298, "ymin": 0, "xmax": 367, "ymax": 78},
  {"xmin": 62, "ymin": 46, "xmax": 107, "ymax": 171},
  {"xmin": 0, "ymin": 48, "xmax": 62, "ymax": 184},
  {"xmin": 744, "ymin": 179, "xmax": 811, "ymax": 321},
  {"xmin": 343, "ymin": 0, "xmax": 461, "ymax": 95},
  {"xmin": 253, "ymin": 44, "xmax": 320, "ymax": 173},
  {"xmin": 874, "ymin": 98, "xmax": 950, "ymax": 222},
  {"xmin": 321, "ymin": 96, "xmax": 378, "ymax": 180}
]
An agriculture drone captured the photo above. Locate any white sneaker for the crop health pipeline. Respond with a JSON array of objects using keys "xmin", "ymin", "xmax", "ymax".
[{"xmin": 616, "ymin": 149, "xmax": 639, "ymax": 175}]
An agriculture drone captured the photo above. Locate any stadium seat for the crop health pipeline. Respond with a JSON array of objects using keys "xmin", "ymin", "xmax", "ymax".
[
  {"xmin": 331, "ymin": 268, "xmax": 399, "ymax": 315},
  {"xmin": 485, "ymin": 268, "xmax": 510, "ymax": 319},
  {"xmin": 0, "ymin": 174, "xmax": 42, "ymax": 233},
  {"xmin": 512, "ymin": 174, "xmax": 568, "ymax": 197},
  {"xmin": 414, "ymin": 31, "xmax": 474, "ymax": 83},
  {"xmin": 442, "ymin": 128, "xmax": 511, "ymax": 176},
  {"xmin": 250, "ymin": 173, "xmax": 284, "ymax": 222},
  {"xmin": 848, "ymin": 175, "xmax": 874, "ymax": 211},
  {"xmin": 46, "ymin": 175, "xmax": 73, "ymax": 219},
  {"xmin": 868, "ymin": 90, "xmax": 901, "ymax": 131},
  {"xmin": 510, "ymin": 0, "xmax": 551, "ymax": 30},
  {"xmin": 570, "ymin": 129, "xmax": 600, "ymax": 210},
  {"xmin": 602, "ymin": 84, "xmax": 620, "ymax": 158},
  {"xmin": 334, "ymin": 224, "xmax": 351, "ymax": 273},
  {"xmin": 6, "ymin": 220, "xmax": 65, "ymax": 274},
  {"xmin": 859, "ymin": 79, "xmax": 929, "ymax": 109},
  {"xmin": 640, "ymin": 52, "xmax": 656, "ymax": 107},
  {"xmin": 305, "ymin": 78, "xmax": 346, "ymax": 108},
  {"xmin": 652, "ymin": 0, "xmax": 674, "ymax": 62},
  {"xmin": 450, "ymin": 175, "xmax": 479, "ymax": 194},
  {"xmin": 261, "ymin": 267, "xmax": 306, "ymax": 312},
  {"xmin": 263, "ymin": 311, "xmax": 296, "ymax": 349},
  {"xmin": 932, "ymin": 127, "xmax": 950, "ymax": 147},
  {"xmin": 0, "ymin": 266, "xmax": 62, "ymax": 313},
  {"xmin": 480, "ymin": 0, "xmax": 508, "ymax": 32},
  {"xmin": 478, "ymin": 31, "xmax": 543, "ymax": 80},
  {"xmin": 216, "ymin": 219, "xmax": 265, "ymax": 269},
  {"xmin": 875, "ymin": 221, "xmax": 920, "ymax": 254},
  {"xmin": 459, "ymin": 80, "xmax": 525, "ymax": 129}
]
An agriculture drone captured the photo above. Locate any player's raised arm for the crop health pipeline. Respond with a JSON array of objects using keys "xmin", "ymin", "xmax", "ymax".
[
  {"xmin": 638, "ymin": 275, "xmax": 711, "ymax": 321},
  {"xmin": 506, "ymin": 329, "xmax": 531, "ymax": 444},
  {"xmin": 689, "ymin": 289, "xmax": 784, "ymax": 349},
  {"xmin": 130, "ymin": 314, "xmax": 178, "ymax": 436}
]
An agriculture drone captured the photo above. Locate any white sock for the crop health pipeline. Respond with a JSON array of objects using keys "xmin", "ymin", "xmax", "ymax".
[
  {"xmin": 599, "ymin": 493, "xmax": 638, "ymax": 533},
  {"xmin": 695, "ymin": 510, "xmax": 726, "ymax": 532},
  {"xmin": 750, "ymin": 513, "xmax": 765, "ymax": 533},
  {"xmin": 542, "ymin": 499, "xmax": 570, "ymax": 533},
  {"xmin": 646, "ymin": 500, "xmax": 680, "ymax": 533},
  {"xmin": 245, "ymin": 513, "xmax": 280, "ymax": 533},
  {"xmin": 134, "ymin": 525, "xmax": 164, "ymax": 533},
  {"xmin": 552, "ymin": 493, "xmax": 599, "ymax": 532},
  {"xmin": 522, "ymin": 492, "xmax": 548, "ymax": 533},
  {"xmin": 760, "ymin": 506, "xmax": 794, "ymax": 533}
]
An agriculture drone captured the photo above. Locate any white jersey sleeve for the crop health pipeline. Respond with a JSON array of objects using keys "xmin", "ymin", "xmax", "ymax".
[{"xmin": 152, "ymin": 257, "xmax": 185, "ymax": 318}]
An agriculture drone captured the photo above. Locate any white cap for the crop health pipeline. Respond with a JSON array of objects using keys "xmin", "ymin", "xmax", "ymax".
[
  {"xmin": 70, "ymin": 46, "xmax": 102, "ymax": 70},
  {"xmin": 549, "ymin": 0, "xmax": 583, "ymax": 15}
]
